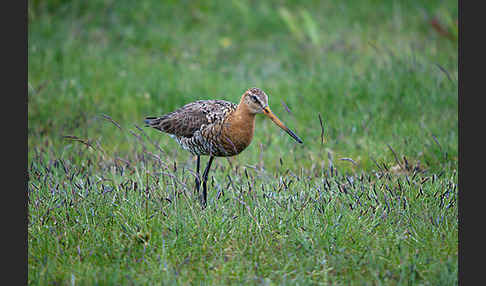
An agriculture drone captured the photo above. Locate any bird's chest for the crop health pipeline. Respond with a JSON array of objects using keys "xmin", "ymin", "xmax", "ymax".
[{"xmin": 220, "ymin": 113, "xmax": 255, "ymax": 155}]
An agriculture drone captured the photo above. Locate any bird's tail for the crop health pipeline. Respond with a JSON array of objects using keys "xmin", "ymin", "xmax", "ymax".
[{"xmin": 144, "ymin": 116, "xmax": 163, "ymax": 128}]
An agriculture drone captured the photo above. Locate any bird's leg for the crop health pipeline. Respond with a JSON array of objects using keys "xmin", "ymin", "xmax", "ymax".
[
  {"xmin": 195, "ymin": 155, "xmax": 201, "ymax": 196},
  {"xmin": 201, "ymin": 156, "xmax": 215, "ymax": 208}
]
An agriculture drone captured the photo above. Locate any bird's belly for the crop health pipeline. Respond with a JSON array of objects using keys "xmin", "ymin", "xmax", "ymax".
[
  {"xmin": 174, "ymin": 120, "xmax": 254, "ymax": 157},
  {"xmin": 174, "ymin": 133, "xmax": 247, "ymax": 157}
]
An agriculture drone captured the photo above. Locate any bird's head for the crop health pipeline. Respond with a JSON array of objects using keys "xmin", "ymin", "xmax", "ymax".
[
  {"xmin": 243, "ymin": 87, "xmax": 269, "ymax": 114},
  {"xmin": 241, "ymin": 87, "xmax": 303, "ymax": 144}
]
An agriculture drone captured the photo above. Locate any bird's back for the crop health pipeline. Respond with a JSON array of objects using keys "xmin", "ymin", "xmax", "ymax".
[{"xmin": 145, "ymin": 99, "xmax": 237, "ymax": 138}]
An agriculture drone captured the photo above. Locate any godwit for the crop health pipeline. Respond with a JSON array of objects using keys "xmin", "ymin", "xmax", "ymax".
[{"xmin": 144, "ymin": 87, "xmax": 303, "ymax": 206}]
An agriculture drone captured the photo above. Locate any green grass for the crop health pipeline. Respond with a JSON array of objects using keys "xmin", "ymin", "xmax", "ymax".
[{"xmin": 28, "ymin": 0, "xmax": 458, "ymax": 284}]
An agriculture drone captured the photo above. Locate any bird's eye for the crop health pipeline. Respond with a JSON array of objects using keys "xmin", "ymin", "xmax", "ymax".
[{"xmin": 250, "ymin": 95, "xmax": 258, "ymax": 102}]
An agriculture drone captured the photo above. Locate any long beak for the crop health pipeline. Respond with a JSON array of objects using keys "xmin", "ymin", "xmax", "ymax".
[{"xmin": 263, "ymin": 106, "xmax": 303, "ymax": 144}]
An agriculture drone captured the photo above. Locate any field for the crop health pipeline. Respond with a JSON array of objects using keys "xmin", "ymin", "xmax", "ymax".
[{"xmin": 28, "ymin": 0, "xmax": 458, "ymax": 285}]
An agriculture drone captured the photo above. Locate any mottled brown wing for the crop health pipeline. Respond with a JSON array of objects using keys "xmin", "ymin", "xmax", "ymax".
[
  {"xmin": 145, "ymin": 100, "xmax": 236, "ymax": 138},
  {"xmin": 145, "ymin": 102, "xmax": 209, "ymax": 137}
]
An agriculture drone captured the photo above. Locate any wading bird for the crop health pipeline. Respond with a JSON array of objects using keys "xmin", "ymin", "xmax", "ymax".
[{"xmin": 144, "ymin": 87, "xmax": 303, "ymax": 207}]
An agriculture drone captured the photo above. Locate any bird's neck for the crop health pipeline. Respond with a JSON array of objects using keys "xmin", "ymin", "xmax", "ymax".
[
  {"xmin": 233, "ymin": 101, "xmax": 256, "ymax": 126},
  {"xmin": 221, "ymin": 102, "xmax": 256, "ymax": 154}
]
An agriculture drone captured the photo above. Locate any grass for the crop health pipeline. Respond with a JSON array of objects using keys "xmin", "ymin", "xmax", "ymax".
[{"xmin": 28, "ymin": 0, "xmax": 458, "ymax": 284}]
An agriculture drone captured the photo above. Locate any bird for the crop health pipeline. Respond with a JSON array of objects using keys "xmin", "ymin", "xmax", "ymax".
[{"xmin": 144, "ymin": 87, "xmax": 303, "ymax": 207}]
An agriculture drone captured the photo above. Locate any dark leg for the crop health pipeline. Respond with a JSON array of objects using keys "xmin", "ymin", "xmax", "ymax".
[
  {"xmin": 201, "ymin": 156, "xmax": 215, "ymax": 207},
  {"xmin": 195, "ymin": 155, "xmax": 201, "ymax": 195}
]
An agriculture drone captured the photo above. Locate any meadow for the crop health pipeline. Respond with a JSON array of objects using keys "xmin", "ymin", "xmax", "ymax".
[{"xmin": 28, "ymin": 0, "xmax": 458, "ymax": 284}]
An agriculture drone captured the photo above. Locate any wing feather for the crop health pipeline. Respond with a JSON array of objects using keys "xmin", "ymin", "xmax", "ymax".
[{"xmin": 144, "ymin": 100, "xmax": 237, "ymax": 138}]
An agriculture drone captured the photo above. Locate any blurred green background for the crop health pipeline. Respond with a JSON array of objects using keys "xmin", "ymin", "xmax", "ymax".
[
  {"xmin": 28, "ymin": 0, "xmax": 458, "ymax": 172},
  {"xmin": 28, "ymin": 1, "xmax": 458, "ymax": 284}
]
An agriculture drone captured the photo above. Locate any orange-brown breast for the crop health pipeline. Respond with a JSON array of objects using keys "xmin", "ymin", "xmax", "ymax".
[{"xmin": 220, "ymin": 104, "xmax": 256, "ymax": 156}]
